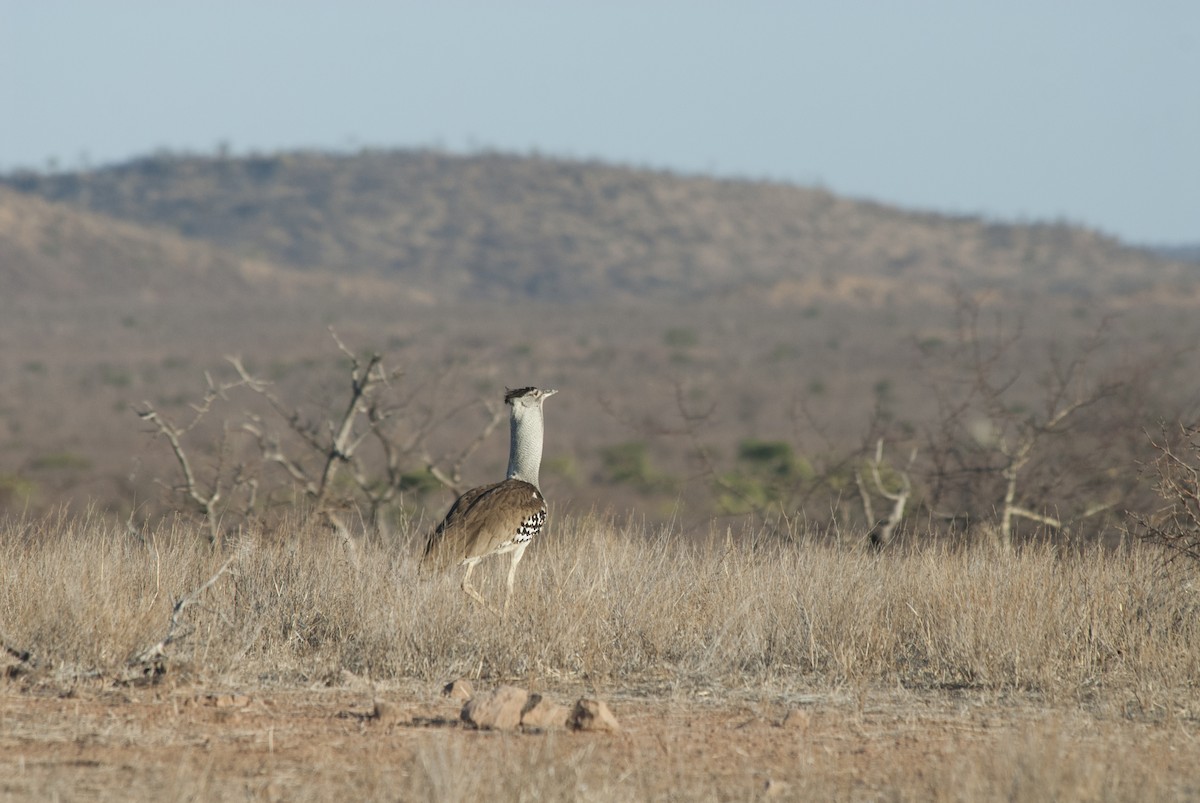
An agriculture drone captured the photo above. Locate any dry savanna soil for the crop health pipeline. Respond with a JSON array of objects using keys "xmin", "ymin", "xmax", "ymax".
[{"xmin": 3, "ymin": 677, "xmax": 1197, "ymax": 802}]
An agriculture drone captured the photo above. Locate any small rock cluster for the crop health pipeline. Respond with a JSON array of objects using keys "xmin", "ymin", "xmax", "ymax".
[{"xmin": 448, "ymin": 680, "xmax": 619, "ymax": 733}]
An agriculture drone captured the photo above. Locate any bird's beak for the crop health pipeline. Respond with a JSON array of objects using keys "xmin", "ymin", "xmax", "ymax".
[{"xmin": 543, "ymin": 388, "xmax": 559, "ymax": 398}]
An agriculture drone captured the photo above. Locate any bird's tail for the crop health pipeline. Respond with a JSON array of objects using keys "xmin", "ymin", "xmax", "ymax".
[{"xmin": 418, "ymin": 529, "xmax": 455, "ymax": 575}]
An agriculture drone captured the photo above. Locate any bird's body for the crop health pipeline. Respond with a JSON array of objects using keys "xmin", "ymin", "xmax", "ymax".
[
  {"xmin": 422, "ymin": 478, "xmax": 545, "ymax": 571},
  {"xmin": 422, "ymin": 386, "xmax": 557, "ymax": 610}
]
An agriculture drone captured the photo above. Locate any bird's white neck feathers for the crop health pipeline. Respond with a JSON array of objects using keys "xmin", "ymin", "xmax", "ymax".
[{"xmin": 506, "ymin": 399, "xmax": 546, "ymax": 489}]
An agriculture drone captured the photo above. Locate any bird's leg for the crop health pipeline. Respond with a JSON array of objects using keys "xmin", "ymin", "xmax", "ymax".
[
  {"xmin": 503, "ymin": 542, "xmax": 529, "ymax": 616},
  {"xmin": 460, "ymin": 559, "xmax": 488, "ymax": 608}
]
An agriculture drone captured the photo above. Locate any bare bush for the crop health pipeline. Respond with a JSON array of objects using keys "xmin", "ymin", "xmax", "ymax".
[
  {"xmin": 1131, "ymin": 423, "xmax": 1200, "ymax": 565},
  {"xmin": 643, "ymin": 295, "xmax": 1154, "ymax": 548},
  {"xmin": 136, "ymin": 370, "xmax": 259, "ymax": 546},
  {"xmin": 855, "ymin": 438, "xmax": 916, "ymax": 547},
  {"xmin": 136, "ymin": 330, "xmax": 503, "ymax": 544},
  {"xmin": 911, "ymin": 293, "xmax": 1162, "ymax": 548}
]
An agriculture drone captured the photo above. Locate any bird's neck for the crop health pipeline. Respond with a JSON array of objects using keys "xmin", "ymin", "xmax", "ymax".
[{"xmin": 506, "ymin": 406, "xmax": 544, "ymax": 489}]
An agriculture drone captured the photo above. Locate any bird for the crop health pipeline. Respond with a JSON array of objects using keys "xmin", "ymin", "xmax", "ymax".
[{"xmin": 422, "ymin": 386, "xmax": 558, "ymax": 612}]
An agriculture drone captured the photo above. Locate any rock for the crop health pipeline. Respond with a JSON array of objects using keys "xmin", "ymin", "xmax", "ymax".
[
  {"xmin": 461, "ymin": 685, "xmax": 529, "ymax": 730},
  {"xmin": 763, "ymin": 777, "xmax": 790, "ymax": 797},
  {"xmin": 567, "ymin": 698, "xmax": 619, "ymax": 732},
  {"xmin": 441, "ymin": 678, "xmax": 475, "ymax": 702},
  {"xmin": 520, "ymin": 694, "xmax": 570, "ymax": 730},
  {"xmin": 372, "ymin": 700, "xmax": 408, "ymax": 725}
]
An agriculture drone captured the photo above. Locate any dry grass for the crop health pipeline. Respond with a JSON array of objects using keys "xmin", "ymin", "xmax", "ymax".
[
  {"xmin": 4, "ymin": 511, "xmax": 1200, "ymax": 800},
  {"xmin": 3, "ymin": 510, "xmax": 1198, "ymax": 701}
]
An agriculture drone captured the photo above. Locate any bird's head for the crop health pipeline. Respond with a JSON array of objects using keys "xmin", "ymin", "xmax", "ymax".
[{"xmin": 504, "ymin": 386, "xmax": 558, "ymax": 409}]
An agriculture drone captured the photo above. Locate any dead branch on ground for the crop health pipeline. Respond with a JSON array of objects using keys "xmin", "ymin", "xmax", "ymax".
[
  {"xmin": 1, "ymin": 635, "xmax": 36, "ymax": 677},
  {"xmin": 130, "ymin": 551, "xmax": 239, "ymax": 672}
]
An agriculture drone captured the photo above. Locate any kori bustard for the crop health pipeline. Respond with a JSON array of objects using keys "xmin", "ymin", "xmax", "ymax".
[{"xmin": 422, "ymin": 386, "xmax": 557, "ymax": 610}]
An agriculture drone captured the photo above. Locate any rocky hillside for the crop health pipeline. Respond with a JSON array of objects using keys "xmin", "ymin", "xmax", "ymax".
[
  {"xmin": 0, "ymin": 186, "xmax": 280, "ymax": 304},
  {"xmin": 5, "ymin": 149, "xmax": 1195, "ymax": 305},
  {"xmin": 0, "ymin": 186, "xmax": 425, "ymax": 307}
]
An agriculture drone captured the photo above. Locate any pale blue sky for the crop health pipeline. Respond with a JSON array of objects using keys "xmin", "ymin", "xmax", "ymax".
[{"xmin": 3, "ymin": 1, "xmax": 1197, "ymax": 244}]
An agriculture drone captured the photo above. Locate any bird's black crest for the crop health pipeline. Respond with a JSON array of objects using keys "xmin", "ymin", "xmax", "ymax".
[{"xmin": 504, "ymin": 386, "xmax": 538, "ymax": 405}]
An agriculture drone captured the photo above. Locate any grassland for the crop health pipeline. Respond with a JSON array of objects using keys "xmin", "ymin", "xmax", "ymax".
[
  {"xmin": 2, "ymin": 511, "xmax": 1199, "ymax": 799},
  {"xmin": 3, "ymin": 149, "xmax": 1200, "ymax": 798}
]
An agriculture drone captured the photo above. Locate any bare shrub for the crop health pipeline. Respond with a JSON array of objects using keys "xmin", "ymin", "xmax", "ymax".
[
  {"xmin": 1132, "ymin": 423, "xmax": 1200, "ymax": 565},
  {"xmin": 136, "ymin": 330, "xmax": 503, "ymax": 545},
  {"xmin": 628, "ymin": 295, "xmax": 1162, "ymax": 548},
  {"xmin": 915, "ymin": 293, "xmax": 1145, "ymax": 547},
  {"xmin": 855, "ymin": 438, "xmax": 916, "ymax": 547}
]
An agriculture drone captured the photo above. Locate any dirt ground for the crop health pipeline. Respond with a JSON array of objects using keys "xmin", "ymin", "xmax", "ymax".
[{"xmin": 1, "ymin": 676, "xmax": 1197, "ymax": 801}]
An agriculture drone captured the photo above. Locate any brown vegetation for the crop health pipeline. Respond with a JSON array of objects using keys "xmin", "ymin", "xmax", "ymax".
[
  {"xmin": 2, "ymin": 512, "xmax": 1200, "ymax": 798},
  {"xmin": 6, "ymin": 149, "xmax": 1199, "ymax": 304},
  {"xmin": 6, "ymin": 511, "xmax": 1198, "ymax": 699},
  {"xmin": 3, "ymin": 148, "xmax": 1200, "ymax": 797},
  {"xmin": 3, "ymin": 150, "xmax": 1199, "ymax": 544}
]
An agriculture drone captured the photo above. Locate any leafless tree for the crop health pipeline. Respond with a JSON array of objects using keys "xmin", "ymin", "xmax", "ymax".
[
  {"xmin": 136, "ymin": 370, "xmax": 258, "ymax": 546},
  {"xmin": 855, "ymin": 438, "xmax": 916, "ymax": 548},
  {"xmin": 1131, "ymin": 423, "xmax": 1200, "ymax": 565},
  {"xmin": 137, "ymin": 329, "xmax": 504, "ymax": 545},
  {"xmin": 918, "ymin": 293, "xmax": 1131, "ymax": 547}
]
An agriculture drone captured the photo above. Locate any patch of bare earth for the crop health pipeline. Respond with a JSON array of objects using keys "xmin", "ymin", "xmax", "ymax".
[{"xmin": 1, "ymin": 679, "xmax": 1195, "ymax": 801}]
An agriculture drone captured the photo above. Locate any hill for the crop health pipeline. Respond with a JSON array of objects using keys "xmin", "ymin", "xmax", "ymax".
[
  {"xmin": 0, "ymin": 185, "xmax": 426, "ymax": 307},
  {"xmin": 2, "ymin": 149, "xmax": 1198, "ymax": 530},
  {"xmin": 0, "ymin": 186, "xmax": 269, "ymax": 303},
  {"xmin": 4, "ymin": 149, "xmax": 1196, "ymax": 305}
]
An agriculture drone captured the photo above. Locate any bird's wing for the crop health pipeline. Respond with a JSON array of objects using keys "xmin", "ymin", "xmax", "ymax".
[{"xmin": 422, "ymin": 480, "xmax": 546, "ymax": 570}]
